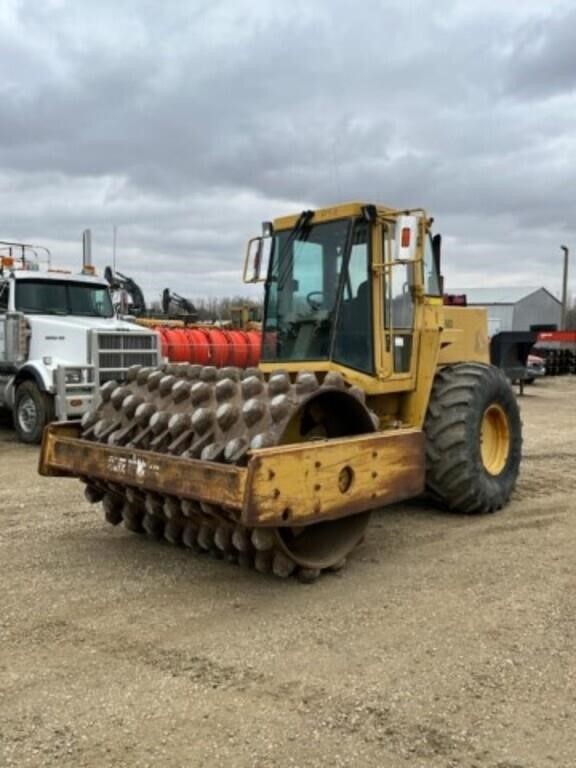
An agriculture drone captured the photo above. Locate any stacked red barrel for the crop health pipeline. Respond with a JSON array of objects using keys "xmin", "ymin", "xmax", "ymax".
[{"xmin": 154, "ymin": 326, "xmax": 261, "ymax": 368}]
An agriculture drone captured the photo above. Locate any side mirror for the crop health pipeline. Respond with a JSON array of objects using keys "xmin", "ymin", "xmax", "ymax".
[
  {"xmin": 243, "ymin": 236, "xmax": 272, "ymax": 283},
  {"xmin": 432, "ymin": 234, "xmax": 444, "ymax": 294},
  {"xmin": 432, "ymin": 233, "xmax": 441, "ymax": 271}
]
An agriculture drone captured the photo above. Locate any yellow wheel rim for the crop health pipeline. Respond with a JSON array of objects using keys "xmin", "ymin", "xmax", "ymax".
[{"xmin": 480, "ymin": 403, "xmax": 511, "ymax": 475}]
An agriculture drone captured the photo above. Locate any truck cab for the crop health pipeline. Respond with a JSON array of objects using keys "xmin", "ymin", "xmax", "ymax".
[{"xmin": 0, "ymin": 241, "xmax": 161, "ymax": 443}]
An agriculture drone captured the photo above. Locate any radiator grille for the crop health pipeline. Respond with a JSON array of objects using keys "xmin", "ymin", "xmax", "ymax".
[{"xmin": 94, "ymin": 332, "xmax": 159, "ymax": 383}]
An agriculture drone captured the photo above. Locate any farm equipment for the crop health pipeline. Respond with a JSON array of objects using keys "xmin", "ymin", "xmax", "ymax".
[
  {"xmin": 535, "ymin": 331, "xmax": 576, "ymax": 375},
  {"xmin": 489, "ymin": 331, "xmax": 538, "ymax": 393},
  {"xmin": 104, "ymin": 267, "xmax": 199, "ymax": 323},
  {"xmin": 39, "ymin": 203, "xmax": 522, "ymax": 580},
  {"xmin": 229, "ymin": 303, "xmax": 262, "ymax": 330},
  {"xmin": 161, "ymin": 288, "xmax": 199, "ymax": 323},
  {"xmin": 104, "ymin": 266, "xmax": 147, "ymax": 316}
]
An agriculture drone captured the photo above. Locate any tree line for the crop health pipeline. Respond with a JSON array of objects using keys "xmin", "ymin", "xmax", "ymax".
[
  {"xmin": 147, "ymin": 294, "xmax": 576, "ymax": 329},
  {"xmin": 149, "ymin": 295, "xmax": 263, "ymax": 323}
]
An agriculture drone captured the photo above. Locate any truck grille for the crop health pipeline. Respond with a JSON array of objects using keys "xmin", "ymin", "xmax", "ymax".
[{"xmin": 93, "ymin": 331, "xmax": 160, "ymax": 383}]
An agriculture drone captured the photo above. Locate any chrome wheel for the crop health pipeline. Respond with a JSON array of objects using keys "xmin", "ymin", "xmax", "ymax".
[{"xmin": 17, "ymin": 395, "xmax": 38, "ymax": 435}]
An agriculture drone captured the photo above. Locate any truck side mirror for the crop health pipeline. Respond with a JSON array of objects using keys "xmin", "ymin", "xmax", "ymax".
[{"xmin": 243, "ymin": 236, "xmax": 272, "ymax": 283}]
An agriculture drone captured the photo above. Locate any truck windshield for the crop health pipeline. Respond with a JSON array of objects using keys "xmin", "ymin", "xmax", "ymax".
[{"xmin": 15, "ymin": 280, "xmax": 114, "ymax": 317}]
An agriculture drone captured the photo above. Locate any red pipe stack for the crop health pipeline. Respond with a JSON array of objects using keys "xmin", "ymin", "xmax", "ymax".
[{"xmin": 155, "ymin": 326, "xmax": 261, "ymax": 368}]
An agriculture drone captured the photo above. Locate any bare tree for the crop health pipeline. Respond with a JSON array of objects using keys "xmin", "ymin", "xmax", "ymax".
[{"xmin": 156, "ymin": 294, "xmax": 263, "ymax": 323}]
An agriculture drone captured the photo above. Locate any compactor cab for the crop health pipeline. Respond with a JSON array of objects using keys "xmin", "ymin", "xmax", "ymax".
[
  {"xmin": 246, "ymin": 204, "xmax": 438, "ymax": 381},
  {"xmin": 39, "ymin": 203, "xmax": 522, "ymax": 581},
  {"xmin": 244, "ymin": 203, "xmax": 494, "ymax": 423}
]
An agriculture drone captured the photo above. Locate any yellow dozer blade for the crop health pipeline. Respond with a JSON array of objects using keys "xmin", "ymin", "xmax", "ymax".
[{"xmin": 39, "ymin": 364, "xmax": 425, "ymax": 581}]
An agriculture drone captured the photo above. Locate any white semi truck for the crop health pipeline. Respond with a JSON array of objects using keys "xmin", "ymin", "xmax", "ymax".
[{"xmin": 0, "ymin": 233, "xmax": 161, "ymax": 443}]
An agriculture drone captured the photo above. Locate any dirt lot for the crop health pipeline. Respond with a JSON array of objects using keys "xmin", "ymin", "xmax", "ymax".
[{"xmin": 0, "ymin": 377, "xmax": 575, "ymax": 768}]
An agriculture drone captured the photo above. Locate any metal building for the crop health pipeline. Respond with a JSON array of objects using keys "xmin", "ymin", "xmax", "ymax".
[{"xmin": 456, "ymin": 287, "xmax": 562, "ymax": 335}]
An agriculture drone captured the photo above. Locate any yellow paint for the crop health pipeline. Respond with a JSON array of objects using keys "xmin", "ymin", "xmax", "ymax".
[
  {"xmin": 439, "ymin": 307, "xmax": 490, "ymax": 365},
  {"xmin": 243, "ymin": 429, "xmax": 425, "ymax": 526},
  {"xmin": 40, "ymin": 422, "xmax": 425, "ymax": 527},
  {"xmin": 480, "ymin": 403, "xmax": 511, "ymax": 475},
  {"xmin": 39, "ymin": 423, "xmax": 247, "ymax": 508}
]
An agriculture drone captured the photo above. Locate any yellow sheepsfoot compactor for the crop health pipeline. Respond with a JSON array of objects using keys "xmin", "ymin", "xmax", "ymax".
[{"xmin": 39, "ymin": 203, "xmax": 522, "ymax": 581}]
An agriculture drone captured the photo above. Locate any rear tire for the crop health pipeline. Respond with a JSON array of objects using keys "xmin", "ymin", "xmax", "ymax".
[
  {"xmin": 14, "ymin": 381, "xmax": 54, "ymax": 444},
  {"xmin": 424, "ymin": 363, "xmax": 522, "ymax": 514}
]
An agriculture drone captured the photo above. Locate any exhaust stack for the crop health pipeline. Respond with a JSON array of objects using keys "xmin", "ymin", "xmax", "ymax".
[{"xmin": 82, "ymin": 229, "xmax": 93, "ymax": 274}]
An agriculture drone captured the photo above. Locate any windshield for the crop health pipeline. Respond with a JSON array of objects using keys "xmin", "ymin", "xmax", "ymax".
[
  {"xmin": 263, "ymin": 217, "xmax": 373, "ymax": 370},
  {"xmin": 263, "ymin": 219, "xmax": 350, "ymax": 362},
  {"xmin": 15, "ymin": 280, "xmax": 114, "ymax": 317}
]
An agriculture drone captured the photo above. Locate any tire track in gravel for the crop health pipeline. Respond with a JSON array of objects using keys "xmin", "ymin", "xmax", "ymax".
[{"xmin": 1, "ymin": 616, "xmax": 537, "ymax": 768}]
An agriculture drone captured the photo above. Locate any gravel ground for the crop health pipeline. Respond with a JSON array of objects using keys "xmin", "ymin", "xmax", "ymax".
[{"xmin": 0, "ymin": 377, "xmax": 575, "ymax": 768}]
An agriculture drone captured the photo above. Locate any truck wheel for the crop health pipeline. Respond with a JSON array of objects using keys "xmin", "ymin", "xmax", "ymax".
[
  {"xmin": 14, "ymin": 381, "xmax": 54, "ymax": 444},
  {"xmin": 424, "ymin": 363, "xmax": 522, "ymax": 514}
]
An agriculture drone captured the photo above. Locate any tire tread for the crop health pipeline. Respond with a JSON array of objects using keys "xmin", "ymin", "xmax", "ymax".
[{"xmin": 424, "ymin": 363, "xmax": 522, "ymax": 514}]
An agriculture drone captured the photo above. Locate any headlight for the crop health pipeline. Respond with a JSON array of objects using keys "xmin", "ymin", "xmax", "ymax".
[{"xmin": 65, "ymin": 369, "xmax": 82, "ymax": 384}]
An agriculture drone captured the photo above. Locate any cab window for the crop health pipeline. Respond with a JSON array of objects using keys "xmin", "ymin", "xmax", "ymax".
[
  {"xmin": 0, "ymin": 282, "xmax": 8, "ymax": 313},
  {"xmin": 333, "ymin": 221, "xmax": 373, "ymax": 373},
  {"xmin": 423, "ymin": 235, "xmax": 441, "ymax": 295}
]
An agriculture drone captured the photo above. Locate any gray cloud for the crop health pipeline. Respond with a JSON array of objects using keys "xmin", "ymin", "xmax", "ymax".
[
  {"xmin": 1, "ymin": 0, "xmax": 575, "ymax": 301},
  {"xmin": 505, "ymin": 7, "xmax": 576, "ymax": 99}
]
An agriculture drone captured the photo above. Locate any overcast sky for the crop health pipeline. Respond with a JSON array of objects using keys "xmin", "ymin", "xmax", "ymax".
[{"xmin": 1, "ymin": 0, "xmax": 575, "ymax": 302}]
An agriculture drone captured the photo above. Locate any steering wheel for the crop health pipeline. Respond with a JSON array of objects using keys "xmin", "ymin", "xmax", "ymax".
[{"xmin": 306, "ymin": 291, "xmax": 324, "ymax": 310}]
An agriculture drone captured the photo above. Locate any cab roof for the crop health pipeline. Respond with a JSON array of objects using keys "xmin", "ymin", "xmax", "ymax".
[
  {"xmin": 9, "ymin": 270, "xmax": 108, "ymax": 287},
  {"xmin": 272, "ymin": 202, "xmax": 412, "ymax": 230}
]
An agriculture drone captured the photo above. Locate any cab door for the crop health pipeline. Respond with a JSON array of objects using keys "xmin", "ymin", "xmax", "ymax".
[{"xmin": 378, "ymin": 215, "xmax": 420, "ymax": 379}]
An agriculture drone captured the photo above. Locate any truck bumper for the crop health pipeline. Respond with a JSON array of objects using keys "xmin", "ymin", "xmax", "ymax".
[
  {"xmin": 54, "ymin": 366, "xmax": 96, "ymax": 421},
  {"xmin": 55, "ymin": 393, "xmax": 95, "ymax": 420}
]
